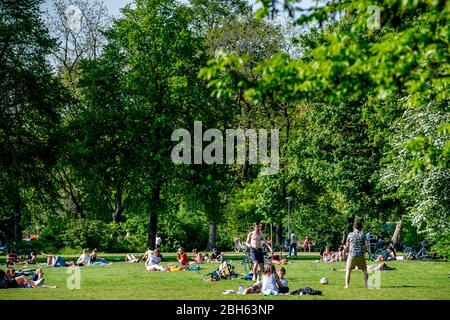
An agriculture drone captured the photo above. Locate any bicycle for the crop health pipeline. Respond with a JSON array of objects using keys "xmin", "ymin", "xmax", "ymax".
[
  {"xmin": 404, "ymin": 241, "xmax": 431, "ymax": 260},
  {"xmin": 233, "ymin": 238, "xmax": 248, "ymax": 253}
]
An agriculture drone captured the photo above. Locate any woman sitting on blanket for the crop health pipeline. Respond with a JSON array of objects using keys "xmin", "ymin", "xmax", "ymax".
[{"xmin": 146, "ymin": 249, "xmax": 164, "ymax": 271}]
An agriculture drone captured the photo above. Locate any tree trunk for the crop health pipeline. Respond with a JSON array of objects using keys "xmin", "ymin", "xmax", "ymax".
[
  {"xmin": 12, "ymin": 191, "xmax": 22, "ymax": 244},
  {"xmin": 391, "ymin": 218, "xmax": 403, "ymax": 249},
  {"xmin": 146, "ymin": 187, "xmax": 160, "ymax": 250},
  {"xmin": 276, "ymin": 223, "xmax": 283, "ymax": 247},
  {"xmin": 112, "ymin": 182, "xmax": 123, "ymax": 223},
  {"xmin": 206, "ymin": 223, "xmax": 217, "ymax": 251}
]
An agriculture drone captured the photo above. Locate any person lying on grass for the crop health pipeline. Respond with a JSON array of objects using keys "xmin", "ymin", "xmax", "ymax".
[
  {"xmin": 0, "ymin": 268, "xmax": 56, "ymax": 289},
  {"xmin": 125, "ymin": 254, "xmax": 140, "ymax": 263},
  {"xmin": 41, "ymin": 250, "xmax": 89, "ymax": 267}
]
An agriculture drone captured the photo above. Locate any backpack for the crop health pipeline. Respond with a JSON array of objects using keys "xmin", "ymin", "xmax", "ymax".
[
  {"xmin": 219, "ymin": 261, "xmax": 232, "ymax": 278},
  {"xmin": 290, "ymin": 287, "xmax": 322, "ymax": 295}
]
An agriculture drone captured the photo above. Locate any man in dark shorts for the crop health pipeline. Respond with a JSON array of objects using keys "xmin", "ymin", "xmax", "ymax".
[{"xmin": 246, "ymin": 223, "xmax": 266, "ymax": 281}]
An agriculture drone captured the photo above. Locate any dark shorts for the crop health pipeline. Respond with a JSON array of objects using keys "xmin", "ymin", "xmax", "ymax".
[{"xmin": 250, "ymin": 248, "xmax": 264, "ymax": 264}]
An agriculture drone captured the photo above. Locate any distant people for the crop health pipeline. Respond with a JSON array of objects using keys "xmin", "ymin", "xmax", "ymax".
[
  {"xmin": 376, "ymin": 245, "xmax": 397, "ymax": 261},
  {"xmin": 16, "ymin": 251, "xmax": 37, "ymax": 266},
  {"xmin": 142, "ymin": 247, "xmax": 153, "ymax": 263},
  {"xmin": 321, "ymin": 246, "xmax": 334, "ymax": 263},
  {"xmin": 289, "ymin": 232, "xmax": 297, "ymax": 257},
  {"xmin": 192, "ymin": 248, "xmax": 203, "ymax": 264},
  {"xmin": 146, "ymin": 249, "xmax": 164, "ymax": 271},
  {"xmin": 89, "ymin": 249, "xmax": 109, "ymax": 265},
  {"xmin": 336, "ymin": 245, "xmax": 346, "ymax": 262},
  {"xmin": 76, "ymin": 249, "xmax": 91, "ymax": 266},
  {"xmin": 246, "ymin": 222, "xmax": 266, "ymax": 281},
  {"xmin": 6, "ymin": 250, "xmax": 17, "ymax": 266},
  {"xmin": 345, "ymin": 220, "xmax": 368, "ymax": 289},
  {"xmin": 155, "ymin": 235, "xmax": 161, "ymax": 249},
  {"xmin": 41, "ymin": 252, "xmax": 71, "ymax": 267},
  {"xmin": 303, "ymin": 236, "xmax": 312, "ymax": 252},
  {"xmin": 177, "ymin": 247, "xmax": 189, "ymax": 266},
  {"xmin": 125, "ymin": 254, "xmax": 140, "ymax": 263},
  {"xmin": 90, "ymin": 249, "xmax": 98, "ymax": 263},
  {"xmin": 210, "ymin": 248, "xmax": 224, "ymax": 262}
]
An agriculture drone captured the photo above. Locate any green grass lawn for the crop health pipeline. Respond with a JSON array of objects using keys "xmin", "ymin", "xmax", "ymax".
[{"xmin": 1, "ymin": 252, "xmax": 449, "ymax": 300}]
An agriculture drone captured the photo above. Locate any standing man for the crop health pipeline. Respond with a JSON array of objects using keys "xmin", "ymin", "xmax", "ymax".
[
  {"xmin": 246, "ymin": 222, "xmax": 266, "ymax": 281},
  {"xmin": 155, "ymin": 234, "xmax": 161, "ymax": 250},
  {"xmin": 289, "ymin": 232, "xmax": 297, "ymax": 257},
  {"xmin": 345, "ymin": 220, "xmax": 369, "ymax": 288}
]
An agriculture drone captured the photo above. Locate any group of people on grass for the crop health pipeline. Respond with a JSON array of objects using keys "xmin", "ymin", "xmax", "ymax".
[
  {"xmin": 42, "ymin": 248, "xmax": 109, "ymax": 267},
  {"xmin": 2, "ymin": 219, "xmax": 395, "ymax": 291},
  {"xmin": 0, "ymin": 267, "xmax": 55, "ymax": 289}
]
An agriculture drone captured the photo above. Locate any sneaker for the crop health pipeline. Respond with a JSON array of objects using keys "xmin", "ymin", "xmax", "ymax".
[{"xmin": 34, "ymin": 277, "xmax": 45, "ymax": 287}]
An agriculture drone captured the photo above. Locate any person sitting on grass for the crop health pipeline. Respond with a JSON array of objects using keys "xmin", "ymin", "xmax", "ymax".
[
  {"xmin": 146, "ymin": 249, "xmax": 164, "ymax": 271},
  {"xmin": 177, "ymin": 247, "xmax": 189, "ymax": 267},
  {"xmin": 260, "ymin": 264, "xmax": 283, "ymax": 294},
  {"xmin": 376, "ymin": 245, "xmax": 397, "ymax": 261},
  {"xmin": 271, "ymin": 253, "xmax": 288, "ymax": 265},
  {"xmin": 142, "ymin": 247, "xmax": 153, "ymax": 264},
  {"xmin": 321, "ymin": 246, "xmax": 335, "ymax": 263},
  {"xmin": 89, "ymin": 249, "xmax": 110, "ymax": 265},
  {"xmin": 76, "ymin": 249, "xmax": 91, "ymax": 266},
  {"xmin": 90, "ymin": 249, "xmax": 98, "ymax": 263},
  {"xmin": 336, "ymin": 246, "xmax": 346, "ymax": 262},
  {"xmin": 6, "ymin": 250, "xmax": 17, "ymax": 266},
  {"xmin": 277, "ymin": 267, "xmax": 289, "ymax": 294},
  {"xmin": 192, "ymin": 248, "xmax": 203, "ymax": 264},
  {"xmin": 210, "ymin": 248, "xmax": 224, "ymax": 262},
  {"xmin": 16, "ymin": 251, "xmax": 37, "ymax": 266}
]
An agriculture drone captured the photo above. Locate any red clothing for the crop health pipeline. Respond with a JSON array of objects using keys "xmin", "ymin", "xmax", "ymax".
[{"xmin": 177, "ymin": 252, "xmax": 188, "ymax": 265}]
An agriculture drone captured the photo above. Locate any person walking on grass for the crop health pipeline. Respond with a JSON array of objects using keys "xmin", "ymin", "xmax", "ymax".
[
  {"xmin": 289, "ymin": 232, "xmax": 297, "ymax": 257},
  {"xmin": 246, "ymin": 222, "xmax": 266, "ymax": 282},
  {"xmin": 345, "ymin": 220, "xmax": 369, "ymax": 288}
]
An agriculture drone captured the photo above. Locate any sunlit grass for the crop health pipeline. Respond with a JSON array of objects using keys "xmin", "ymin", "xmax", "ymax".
[{"xmin": 1, "ymin": 252, "xmax": 448, "ymax": 300}]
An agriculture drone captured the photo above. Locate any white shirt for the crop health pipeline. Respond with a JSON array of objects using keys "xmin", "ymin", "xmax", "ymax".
[{"xmin": 77, "ymin": 253, "xmax": 90, "ymax": 265}]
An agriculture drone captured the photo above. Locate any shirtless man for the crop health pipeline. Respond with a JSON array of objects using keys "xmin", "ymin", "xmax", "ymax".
[{"xmin": 246, "ymin": 223, "xmax": 266, "ymax": 281}]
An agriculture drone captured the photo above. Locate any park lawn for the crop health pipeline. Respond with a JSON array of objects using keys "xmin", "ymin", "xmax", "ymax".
[{"xmin": 0, "ymin": 252, "xmax": 449, "ymax": 300}]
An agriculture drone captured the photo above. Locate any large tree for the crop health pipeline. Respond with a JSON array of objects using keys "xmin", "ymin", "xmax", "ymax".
[{"xmin": 0, "ymin": 0, "xmax": 65, "ymax": 242}]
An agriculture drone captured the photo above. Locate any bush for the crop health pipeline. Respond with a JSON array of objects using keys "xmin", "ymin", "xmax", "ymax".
[{"xmin": 61, "ymin": 220, "xmax": 111, "ymax": 250}]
